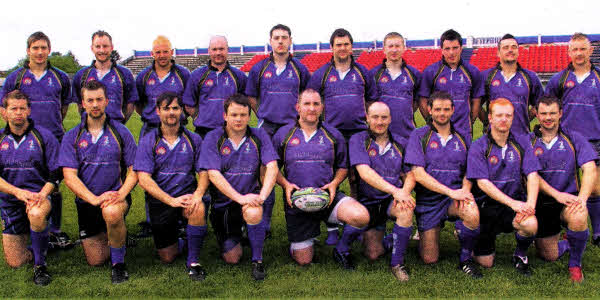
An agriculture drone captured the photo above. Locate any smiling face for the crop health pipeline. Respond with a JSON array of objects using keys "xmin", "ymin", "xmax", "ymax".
[
  {"xmin": 366, "ymin": 102, "xmax": 391, "ymax": 135},
  {"xmin": 224, "ymin": 102, "xmax": 250, "ymax": 134},
  {"xmin": 429, "ymin": 98, "xmax": 454, "ymax": 127},
  {"xmin": 568, "ymin": 38, "xmax": 592, "ymax": 67},
  {"xmin": 209, "ymin": 37, "xmax": 229, "ymax": 66},
  {"xmin": 152, "ymin": 43, "xmax": 173, "ymax": 68},
  {"xmin": 296, "ymin": 91, "xmax": 323, "ymax": 125},
  {"xmin": 332, "ymin": 36, "xmax": 353, "ymax": 62},
  {"xmin": 91, "ymin": 35, "xmax": 114, "ymax": 63},
  {"xmin": 157, "ymin": 99, "xmax": 182, "ymax": 128},
  {"xmin": 498, "ymin": 38, "xmax": 519, "ymax": 64},
  {"xmin": 536, "ymin": 102, "xmax": 562, "ymax": 132}
]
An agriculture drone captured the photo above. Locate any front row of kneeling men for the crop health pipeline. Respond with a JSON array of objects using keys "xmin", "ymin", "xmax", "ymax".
[{"xmin": 0, "ymin": 80, "xmax": 594, "ymax": 285}]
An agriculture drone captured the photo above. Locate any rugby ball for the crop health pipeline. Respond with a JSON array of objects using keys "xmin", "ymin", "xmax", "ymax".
[{"xmin": 291, "ymin": 187, "xmax": 330, "ymax": 212}]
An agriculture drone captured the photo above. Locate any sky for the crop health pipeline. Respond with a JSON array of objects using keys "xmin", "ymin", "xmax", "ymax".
[{"xmin": 1, "ymin": 0, "xmax": 599, "ymax": 70}]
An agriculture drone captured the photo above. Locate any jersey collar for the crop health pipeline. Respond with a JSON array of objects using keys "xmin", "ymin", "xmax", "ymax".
[
  {"xmin": 207, "ymin": 60, "xmax": 232, "ymax": 72},
  {"xmin": 4, "ymin": 118, "xmax": 35, "ymax": 142}
]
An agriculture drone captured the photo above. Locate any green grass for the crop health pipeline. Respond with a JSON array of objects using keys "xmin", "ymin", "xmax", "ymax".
[{"xmin": 0, "ymin": 105, "xmax": 598, "ymax": 298}]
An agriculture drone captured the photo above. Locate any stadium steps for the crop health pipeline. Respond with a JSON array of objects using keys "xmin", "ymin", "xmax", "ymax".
[
  {"xmin": 591, "ymin": 41, "xmax": 600, "ymax": 65},
  {"xmin": 461, "ymin": 48, "xmax": 474, "ymax": 63}
]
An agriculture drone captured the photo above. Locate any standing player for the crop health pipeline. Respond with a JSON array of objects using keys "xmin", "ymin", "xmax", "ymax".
[
  {"xmin": 59, "ymin": 81, "xmax": 138, "ymax": 284},
  {"xmin": 135, "ymin": 92, "xmax": 208, "ymax": 281},
  {"xmin": 349, "ymin": 101, "xmax": 416, "ymax": 281},
  {"xmin": 405, "ymin": 91, "xmax": 482, "ymax": 278},
  {"xmin": 480, "ymin": 34, "xmax": 543, "ymax": 135},
  {"xmin": 545, "ymin": 33, "xmax": 600, "ymax": 246},
  {"xmin": 184, "ymin": 35, "xmax": 246, "ymax": 137},
  {"xmin": 72, "ymin": 30, "xmax": 138, "ymax": 123},
  {"xmin": 368, "ymin": 32, "xmax": 421, "ymax": 139},
  {"xmin": 199, "ymin": 94, "xmax": 278, "ymax": 281},
  {"xmin": 532, "ymin": 96, "xmax": 596, "ymax": 283},
  {"xmin": 0, "ymin": 91, "xmax": 61, "ymax": 285},
  {"xmin": 467, "ymin": 98, "xmax": 540, "ymax": 276},
  {"xmin": 418, "ymin": 29, "xmax": 483, "ymax": 140},
  {"xmin": 273, "ymin": 89, "xmax": 370, "ymax": 270},
  {"xmin": 0, "ymin": 31, "xmax": 73, "ymax": 251}
]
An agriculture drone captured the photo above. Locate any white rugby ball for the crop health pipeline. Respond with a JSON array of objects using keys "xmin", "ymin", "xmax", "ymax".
[{"xmin": 291, "ymin": 187, "xmax": 330, "ymax": 212}]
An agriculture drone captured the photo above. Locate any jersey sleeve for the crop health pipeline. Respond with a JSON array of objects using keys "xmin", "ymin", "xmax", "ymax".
[
  {"xmin": 58, "ymin": 129, "xmax": 80, "ymax": 169},
  {"xmin": 349, "ymin": 132, "xmax": 370, "ymax": 167},
  {"xmin": 182, "ymin": 69, "xmax": 200, "ymax": 107},
  {"xmin": 135, "ymin": 69, "xmax": 148, "ymax": 107},
  {"xmin": 544, "ymin": 73, "xmax": 561, "ymax": 98},
  {"xmin": 470, "ymin": 66, "xmax": 485, "ymax": 99},
  {"xmin": 363, "ymin": 66, "xmax": 378, "ymax": 102},
  {"xmin": 133, "ymin": 133, "xmax": 155, "ymax": 174},
  {"xmin": 466, "ymin": 139, "xmax": 490, "ymax": 180},
  {"xmin": 235, "ymin": 69, "xmax": 247, "ymax": 94},
  {"xmin": 572, "ymin": 132, "xmax": 598, "ymax": 166},
  {"xmin": 123, "ymin": 68, "xmax": 139, "ymax": 104},
  {"xmin": 70, "ymin": 69, "xmax": 83, "ymax": 104},
  {"xmin": 59, "ymin": 71, "xmax": 72, "ymax": 106},
  {"xmin": 518, "ymin": 137, "xmax": 541, "ymax": 176},
  {"xmin": 418, "ymin": 65, "xmax": 435, "ymax": 98},
  {"xmin": 299, "ymin": 63, "xmax": 311, "ymax": 91},
  {"xmin": 257, "ymin": 128, "xmax": 278, "ymax": 165},
  {"xmin": 332, "ymin": 128, "xmax": 348, "ymax": 169},
  {"xmin": 411, "ymin": 67, "xmax": 423, "ymax": 102},
  {"xmin": 404, "ymin": 129, "xmax": 426, "ymax": 167},
  {"xmin": 193, "ymin": 134, "xmax": 204, "ymax": 173},
  {"xmin": 199, "ymin": 132, "xmax": 221, "ymax": 171},
  {"xmin": 244, "ymin": 62, "xmax": 261, "ymax": 98},
  {"xmin": 0, "ymin": 71, "xmax": 18, "ymax": 105},
  {"xmin": 306, "ymin": 67, "xmax": 324, "ymax": 92},
  {"xmin": 529, "ymin": 71, "xmax": 544, "ymax": 105},
  {"xmin": 118, "ymin": 125, "xmax": 137, "ymax": 167},
  {"xmin": 43, "ymin": 131, "xmax": 61, "ymax": 174}
]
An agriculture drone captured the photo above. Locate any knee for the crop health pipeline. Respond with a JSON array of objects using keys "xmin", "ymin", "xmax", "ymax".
[
  {"xmin": 294, "ymin": 255, "xmax": 313, "ymax": 266},
  {"xmin": 158, "ymin": 252, "xmax": 177, "ymax": 264},
  {"xmin": 421, "ymin": 254, "xmax": 438, "ymax": 265},
  {"xmin": 345, "ymin": 206, "xmax": 370, "ymax": 227},
  {"xmin": 462, "ymin": 207, "xmax": 480, "ymax": 226},
  {"xmin": 86, "ymin": 256, "xmax": 108, "ymax": 267},
  {"xmin": 6, "ymin": 255, "xmax": 30, "ymax": 268},
  {"xmin": 365, "ymin": 247, "xmax": 383, "ymax": 261},
  {"xmin": 102, "ymin": 206, "xmax": 125, "ymax": 226},
  {"xmin": 243, "ymin": 206, "xmax": 263, "ymax": 225},
  {"xmin": 567, "ymin": 212, "xmax": 588, "ymax": 231},
  {"xmin": 518, "ymin": 216, "xmax": 538, "ymax": 236},
  {"xmin": 27, "ymin": 207, "xmax": 49, "ymax": 227}
]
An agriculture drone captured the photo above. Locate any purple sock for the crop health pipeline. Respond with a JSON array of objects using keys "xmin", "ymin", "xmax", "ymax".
[
  {"xmin": 110, "ymin": 246, "xmax": 126, "ymax": 265},
  {"xmin": 557, "ymin": 240, "xmax": 569, "ymax": 258},
  {"xmin": 382, "ymin": 233, "xmax": 394, "ymax": 252},
  {"xmin": 456, "ymin": 221, "xmax": 480, "ymax": 263},
  {"xmin": 587, "ymin": 197, "xmax": 600, "ymax": 238},
  {"xmin": 187, "ymin": 225, "xmax": 207, "ymax": 267},
  {"xmin": 390, "ymin": 224, "xmax": 411, "ymax": 267},
  {"xmin": 567, "ymin": 229, "xmax": 589, "ymax": 268},
  {"xmin": 514, "ymin": 232, "xmax": 534, "ymax": 258},
  {"xmin": 30, "ymin": 227, "xmax": 49, "ymax": 266},
  {"xmin": 247, "ymin": 221, "xmax": 266, "ymax": 262},
  {"xmin": 335, "ymin": 224, "xmax": 366, "ymax": 254},
  {"xmin": 262, "ymin": 192, "xmax": 275, "ymax": 231}
]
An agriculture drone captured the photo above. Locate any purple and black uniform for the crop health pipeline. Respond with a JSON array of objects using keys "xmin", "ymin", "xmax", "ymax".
[
  {"xmin": 183, "ymin": 62, "xmax": 247, "ymax": 136},
  {"xmin": 136, "ymin": 62, "xmax": 191, "ymax": 134},
  {"xmin": 307, "ymin": 58, "xmax": 377, "ymax": 140},
  {"xmin": 72, "ymin": 62, "xmax": 138, "ymax": 123},
  {"xmin": 368, "ymin": 61, "xmax": 422, "ymax": 139},
  {"xmin": 482, "ymin": 63, "xmax": 543, "ymax": 136},
  {"xmin": 419, "ymin": 59, "xmax": 484, "ymax": 140},
  {"xmin": 467, "ymin": 133, "xmax": 540, "ymax": 256},
  {"xmin": 245, "ymin": 54, "xmax": 310, "ymax": 136}
]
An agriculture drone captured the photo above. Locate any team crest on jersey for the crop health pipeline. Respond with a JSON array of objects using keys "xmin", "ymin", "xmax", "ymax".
[
  {"xmin": 111, "ymin": 75, "xmax": 116, "ymax": 84},
  {"xmin": 439, "ymin": 77, "xmax": 447, "ymax": 84},
  {"xmin": 516, "ymin": 78, "xmax": 522, "ymax": 87},
  {"xmin": 245, "ymin": 143, "xmax": 251, "ymax": 153},
  {"xmin": 79, "ymin": 140, "xmax": 89, "ymax": 149},
  {"xmin": 368, "ymin": 148, "xmax": 377, "ymax": 157},
  {"xmin": 156, "ymin": 146, "xmax": 166, "ymax": 155},
  {"xmin": 352, "ymin": 74, "xmax": 357, "ymax": 82},
  {"xmin": 47, "ymin": 78, "xmax": 53, "ymax": 87},
  {"xmin": 224, "ymin": 77, "xmax": 229, "ymax": 86},
  {"xmin": 534, "ymin": 147, "xmax": 543, "ymax": 156},
  {"xmin": 148, "ymin": 79, "xmax": 156, "ymax": 86},
  {"xmin": 592, "ymin": 79, "xmax": 597, "ymax": 88},
  {"xmin": 380, "ymin": 76, "xmax": 389, "ymax": 83},
  {"xmin": 329, "ymin": 75, "xmax": 337, "ymax": 82},
  {"xmin": 459, "ymin": 74, "xmax": 465, "ymax": 83},
  {"xmin": 170, "ymin": 78, "xmax": 176, "ymax": 85},
  {"xmin": 290, "ymin": 137, "xmax": 300, "ymax": 146},
  {"xmin": 492, "ymin": 79, "xmax": 500, "ymax": 87},
  {"xmin": 205, "ymin": 79, "xmax": 214, "ymax": 86},
  {"xmin": 23, "ymin": 78, "xmax": 32, "ymax": 85},
  {"xmin": 28, "ymin": 140, "xmax": 36, "ymax": 151},
  {"xmin": 566, "ymin": 81, "xmax": 575, "ymax": 88},
  {"xmin": 288, "ymin": 70, "xmax": 293, "ymax": 78},
  {"xmin": 507, "ymin": 151, "xmax": 515, "ymax": 162},
  {"xmin": 429, "ymin": 141, "xmax": 439, "ymax": 149},
  {"xmin": 264, "ymin": 71, "xmax": 272, "ymax": 79},
  {"xmin": 489, "ymin": 155, "xmax": 499, "ymax": 165},
  {"xmin": 453, "ymin": 141, "xmax": 461, "ymax": 151},
  {"xmin": 102, "ymin": 136, "xmax": 110, "ymax": 146},
  {"xmin": 558, "ymin": 141, "xmax": 565, "ymax": 151},
  {"xmin": 181, "ymin": 143, "xmax": 187, "ymax": 153},
  {"xmin": 221, "ymin": 146, "xmax": 231, "ymax": 155},
  {"xmin": 318, "ymin": 136, "xmax": 324, "ymax": 145},
  {"xmin": 1, "ymin": 142, "xmax": 9, "ymax": 150}
]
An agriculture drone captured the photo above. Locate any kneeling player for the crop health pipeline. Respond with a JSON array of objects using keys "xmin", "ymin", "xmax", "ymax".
[
  {"xmin": 200, "ymin": 94, "xmax": 278, "ymax": 281},
  {"xmin": 532, "ymin": 96, "xmax": 596, "ymax": 283},
  {"xmin": 467, "ymin": 98, "xmax": 540, "ymax": 276},
  {"xmin": 405, "ymin": 91, "xmax": 482, "ymax": 278},
  {"xmin": 135, "ymin": 92, "xmax": 208, "ymax": 281},
  {"xmin": 273, "ymin": 89, "xmax": 370, "ymax": 269},
  {"xmin": 350, "ymin": 101, "xmax": 416, "ymax": 281},
  {"xmin": 0, "ymin": 91, "xmax": 60, "ymax": 285},
  {"xmin": 60, "ymin": 81, "xmax": 138, "ymax": 284}
]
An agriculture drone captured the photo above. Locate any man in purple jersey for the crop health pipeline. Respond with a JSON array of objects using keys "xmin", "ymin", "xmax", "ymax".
[
  {"xmin": 135, "ymin": 92, "xmax": 208, "ymax": 281},
  {"xmin": 184, "ymin": 35, "xmax": 247, "ymax": 137},
  {"xmin": 200, "ymin": 94, "xmax": 278, "ymax": 281},
  {"xmin": 418, "ymin": 29, "xmax": 484, "ymax": 141},
  {"xmin": 0, "ymin": 91, "xmax": 61, "ymax": 285},
  {"xmin": 467, "ymin": 98, "xmax": 540, "ymax": 276},
  {"xmin": 531, "ymin": 96, "xmax": 596, "ymax": 283},
  {"xmin": 405, "ymin": 91, "xmax": 482, "ymax": 279},
  {"xmin": 349, "ymin": 101, "xmax": 416, "ymax": 281},
  {"xmin": 273, "ymin": 89, "xmax": 369, "ymax": 270},
  {"xmin": 59, "ymin": 81, "xmax": 138, "ymax": 284},
  {"xmin": 72, "ymin": 30, "xmax": 138, "ymax": 123},
  {"xmin": 480, "ymin": 34, "xmax": 543, "ymax": 136},
  {"xmin": 0, "ymin": 31, "xmax": 73, "ymax": 251},
  {"xmin": 368, "ymin": 32, "xmax": 422, "ymax": 139},
  {"xmin": 545, "ymin": 33, "xmax": 600, "ymax": 246}
]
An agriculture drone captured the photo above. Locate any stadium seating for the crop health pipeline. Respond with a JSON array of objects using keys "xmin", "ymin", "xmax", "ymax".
[
  {"xmin": 240, "ymin": 54, "xmax": 269, "ymax": 72},
  {"xmin": 470, "ymin": 45, "xmax": 569, "ymax": 73},
  {"xmin": 300, "ymin": 52, "xmax": 333, "ymax": 72}
]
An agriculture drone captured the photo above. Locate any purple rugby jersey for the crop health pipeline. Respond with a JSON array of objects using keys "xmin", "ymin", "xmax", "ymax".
[
  {"xmin": 306, "ymin": 59, "xmax": 377, "ymax": 131},
  {"xmin": 530, "ymin": 128, "xmax": 597, "ymax": 204},
  {"xmin": 349, "ymin": 130, "xmax": 408, "ymax": 205},
  {"xmin": 136, "ymin": 63, "xmax": 191, "ymax": 126},
  {"xmin": 58, "ymin": 118, "xmax": 137, "ymax": 202},
  {"xmin": 183, "ymin": 63, "xmax": 247, "ymax": 129},
  {"xmin": 272, "ymin": 122, "xmax": 347, "ymax": 189},
  {"xmin": 199, "ymin": 127, "xmax": 277, "ymax": 208},
  {"xmin": 545, "ymin": 64, "xmax": 600, "ymax": 140},
  {"xmin": 467, "ymin": 133, "xmax": 540, "ymax": 203},
  {"xmin": 405, "ymin": 125, "xmax": 470, "ymax": 205},
  {"xmin": 0, "ymin": 122, "xmax": 60, "ymax": 207},
  {"xmin": 245, "ymin": 55, "xmax": 310, "ymax": 126},
  {"xmin": 368, "ymin": 62, "xmax": 422, "ymax": 139},
  {"xmin": 482, "ymin": 64, "xmax": 543, "ymax": 136},
  {"xmin": 134, "ymin": 127, "xmax": 203, "ymax": 200},
  {"xmin": 71, "ymin": 62, "xmax": 138, "ymax": 122},
  {"xmin": 418, "ymin": 60, "xmax": 484, "ymax": 139},
  {"xmin": 0, "ymin": 64, "xmax": 71, "ymax": 140}
]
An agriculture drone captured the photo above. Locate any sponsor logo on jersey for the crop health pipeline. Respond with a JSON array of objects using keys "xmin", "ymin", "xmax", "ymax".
[
  {"xmin": 318, "ymin": 136, "xmax": 324, "ymax": 145},
  {"xmin": 111, "ymin": 75, "xmax": 116, "ymax": 84},
  {"xmin": 47, "ymin": 78, "xmax": 53, "ymax": 87},
  {"xmin": 329, "ymin": 75, "xmax": 337, "ymax": 82},
  {"xmin": 1, "ymin": 142, "xmax": 9, "ymax": 150},
  {"xmin": 429, "ymin": 141, "xmax": 439, "ymax": 149},
  {"xmin": 102, "ymin": 136, "xmax": 110, "ymax": 146},
  {"xmin": 516, "ymin": 78, "xmax": 522, "ymax": 87},
  {"xmin": 156, "ymin": 146, "xmax": 167, "ymax": 155},
  {"xmin": 453, "ymin": 141, "xmax": 461, "ymax": 151},
  {"xmin": 224, "ymin": 77, "xmax": 229, "ymax": 86},
  {"xmin": 566, "ymin": 80, "xmax": 575, "ymax": 88},
  {"xmin": 28, "ymin": 140, "xmax": 36, "ymax": 151},
  {"xmin": 245, "ymin": 143, "xmax": 251, "ymax": 153},
  {"xmin": 170, "ymin": 78, "xmax": 175, "ymax": 86},
  {"xmin": 492, "ymin": 79, "xmax": 501, "ymax": 87},
  {"xmin": 558, "ymin": 140, "xmax": 565, "ymax": 151},
  {"xmin": 205, "ymin": 79, "xmax": 214, "ymax": 86},
  {"xmin": 352, "ymin": 74, "xmax": 357, "ymax": 82},
  {"xmin": 380, "ymin": 76, "xmax": 389, "ymax": 83},
  {"xmin": 290, "ymin": 137, "xmax": 300, "ymax": 145},
  {"xmin": 181, "ymin": 143, "xmax": 187, "ymax": 153},
  {"xmin": 489, "ymin": 155, "xmax": 499, "ymax": 165},
  {"xmin": 148, "ymin": 79, "xmax": 156, "ymax": 85},
  {"xmin": 439, "ymin": 77, "xmax": 447, "ymax": 84},
  {"xmin": 507, "ymin": 151, "xmax": 515, "ymax": 162},
  {"xmin": 534, "ymin": 147, "xmax": 543, "ymax": 156},
  {"xmin": 23, "ymin": 78, "xmax": 32, "ymax": 85},
  {"xmin": 288, "ymin": 70, "xmax": 293, "ymax": 78},
  {"xmin": 368, "ymin": 148, "xmax": 377, "ymax": 157},
  {"xmin": 221, "ymin": 146, "xmax": 231, "ymax": 155},
  {"xmin": 79, "ymin": 139, "xmax": 89, "ymax": 149},
  {"xmin": 264, "ymin": 71, "xmax": 272, "ymax": 79}
]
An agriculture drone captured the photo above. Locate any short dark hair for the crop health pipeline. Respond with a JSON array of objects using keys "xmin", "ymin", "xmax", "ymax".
[
  {"xmin": 571, "ymin": 32, "xmax": 589, "ymax": 42},
  {"xmin": 81, "ymin": 80, "xmax": 107, "ymax": 100},
  {"xmin": 270, "ymin": 24, "xmax": 291, "ymax": 38},
  {"xmin": 156, "ymin": 92, "xmax": 182, "ymax": 109},
  {"xmin": 428, "ymin": 91, "xmax": 454, "ymax": 107},
  {"xmin": 27, "ymin": 31, "xmax": 51, "ymax": 49},
  {"xmin": 3, "ymin": 90, "xmax": 31, "ymax": 108},
  {"xmin": 92, "ymin": 30, "xmax": 113, "ymax": 43},
  {"xmin": 383, "ymin": 32, "xmax": 404, "ymax": 46},
  {"xmin": 536, "ymin": 96, "xmax": 562, "ymax": 110},
  {"xmin": 330, "ymin": 28, "xmax": 353, "ymax": 46},
  {"xmin": 224, "ymin": 94, "xmax": 251, "ymax": 115},
  {"xmin": 440, "ymin": 29, "xmax": 462, "ymax": 47},
  {"xmin": 498, "ymin": 34, "xmax": 517, "ymax": 49}
]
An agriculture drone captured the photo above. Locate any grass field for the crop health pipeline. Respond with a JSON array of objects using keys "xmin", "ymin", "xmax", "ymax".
[{"xmin": 0, "ymin": 105, "xmax": 598, "ymax": 298}]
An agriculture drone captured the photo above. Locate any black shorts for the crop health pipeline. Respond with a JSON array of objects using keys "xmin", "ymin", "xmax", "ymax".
[
  {"xmin": 536, "ymin": 199, "xmax": 565, "ymax": 238},
  {"xmin": 76, "ymin": 198, "xmax": 131, "ymax": 240},
  {"xmin": 210, "ymin": 202, "xmax": 244, "ymax": 250},
  {"xmin": 195, "ymin": 126, "xmax": 215, "ymax": 139},
  {"xmin": 1, "ymin": 201, "xmax": 29, "ymax": 235},
  {"xmin": 364, "ymin": 199, "xmax": 392, "ymax": 231},
  {"xmin": 589, "ymin": 139, "xmax": 600, "ymax": 166},
  {"xmin": 148, "ymin": 199, "xmax": 186, "ymax": 249},
  {"xmin": 474, "ymin": 201, "xmax": 516, "ymax": 256},
  {"xmin": 284, "ymin": 192, "xmax": 347, "ymax": 243}
]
